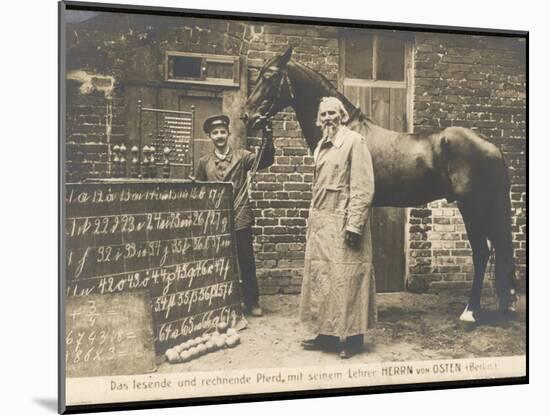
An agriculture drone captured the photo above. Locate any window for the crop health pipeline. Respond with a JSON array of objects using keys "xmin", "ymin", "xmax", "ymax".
[
  {"xmin": 344, "ymin": 31, "xmax": 408, "ymax": 83},
  {"xmin": 170, "ymin": 56, "xmax": 202, "ymax": 79},
  {"xmin": 340, "ymin": 29, "xmax": 414, "ymax": 132},
  {"xmin": 345, "ymin": 34, "xmax": 374, "ymax": 79},
  {"xmin": 165, "ymin": 52, "xmax": 240, "ymax": 87}
]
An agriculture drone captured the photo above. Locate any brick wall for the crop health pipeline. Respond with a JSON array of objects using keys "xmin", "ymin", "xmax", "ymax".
[
  {"xmin": 408, "ymin": 33, "xmax": 527, "ymax": 292},
  {"xmin": 65, "ymin": 77, "xmax": 125, "ymax": 182},
  {"xmin": 65, "ymin": 14, "xmax": 137, "ymax": 182},
  {"xmin": 64, "ymin": 14, "xmax": 249, "ymax": 182}
]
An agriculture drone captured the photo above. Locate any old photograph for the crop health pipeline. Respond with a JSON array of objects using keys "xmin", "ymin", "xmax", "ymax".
[{"xmin": 59, "ymin": 1, "xmax": 527, "ymax": 412}]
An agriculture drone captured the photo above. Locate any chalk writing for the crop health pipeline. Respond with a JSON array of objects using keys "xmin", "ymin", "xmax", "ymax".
[
  {"xmin": 65, "ymin": 293, "xmax": 156, "ymax": 377},
  {"xmin": 65, "ymin": 181, "xmax": 243, "ymax": 354},
  {"xmin": 66, "ymin": 257, "xmax": 232, "ymax": 297},
  {"xmin": 66, "ymin": 185, "xmax": 226, "ymax": 209},
  {"xmin": 67, "ymin": 235, "xmax": 233, "ymax": 279},
  {"xmin": 67, "ymin": 209, "xmax": 229, "ymax": 237},
  {"xmin": 158, "ymin": 305, "xmax": 239, "ymax": 342},
  {"xmin": 153, "ymin": 281, "xmax": 235, "ymax": 319}
]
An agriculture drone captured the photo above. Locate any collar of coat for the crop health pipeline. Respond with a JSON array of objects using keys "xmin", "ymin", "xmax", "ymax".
[
  {"xmin": 314, "ymin": 126, "xmax": 347, "ymax": 163},
  {"xmin": 321, "ymin": 126, "xmax": 346, "ymax": 149},
  {"xmin": 214, "ymin": 146, "xmax": 233, "ymax": 162},
  {"xmin": 205, "ymin": 146, "xmax": 241, "ymax": 181}
]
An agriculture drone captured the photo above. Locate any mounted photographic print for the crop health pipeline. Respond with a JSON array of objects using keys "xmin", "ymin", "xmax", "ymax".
[{"xmin": 59, "ymin": 1, "xmax": 528, "ymax": 413}]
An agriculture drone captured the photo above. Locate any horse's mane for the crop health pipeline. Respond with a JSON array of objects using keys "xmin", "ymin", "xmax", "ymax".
[{"xmin": 288, "ymin": 59, "xmax": 373, "ymax": 126}]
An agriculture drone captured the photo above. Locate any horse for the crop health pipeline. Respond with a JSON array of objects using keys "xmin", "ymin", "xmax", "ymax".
[{"xmin": 243, "ymin": 47, "xmax": 518, "ymax": 322}]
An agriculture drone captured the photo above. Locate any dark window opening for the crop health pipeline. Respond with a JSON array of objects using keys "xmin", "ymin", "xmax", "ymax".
[
  {"xmin": 169, "ymin": 56, "xmax": 203, "ymax": 79},
  {"xmin": 165, "ymin": 52, "xmax": 240, "ymax": 87},
  {"xmin": 345, "ymin": 34, "xmax": 374, "ymax": 79},
  {"xmin": 377, "ymin": 36, "xmax": 405, "ymax": 81}
]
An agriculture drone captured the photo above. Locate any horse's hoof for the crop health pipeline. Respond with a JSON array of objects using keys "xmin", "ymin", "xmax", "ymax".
[
  {"xmin": 499, "ymin": 306, "xmax": 517, "ymax": 320},
  {"xmin": 499, "ymin": 290, "xmax": 519, "ymax": 315},
  {"xmin": 459, "ymin": 305, "xmax": 476, "ymax": 323},
  {"xmin": 502, "ymin": 302, "xmax": 517, "ymax": 314},
  {"xmin": 508, "ymin": 290, "xmax": 519, "ymax": 312}
]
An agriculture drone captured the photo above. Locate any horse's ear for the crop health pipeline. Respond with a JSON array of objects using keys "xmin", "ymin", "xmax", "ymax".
[{"xmin": 279, "ymin": 46, "xmax": 293, "ymax": 66}]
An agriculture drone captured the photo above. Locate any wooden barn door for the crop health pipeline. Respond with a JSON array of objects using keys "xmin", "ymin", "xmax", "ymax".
[{"xmin": 340, "ymin": 30, "xmax": 414, "ymax": 292}]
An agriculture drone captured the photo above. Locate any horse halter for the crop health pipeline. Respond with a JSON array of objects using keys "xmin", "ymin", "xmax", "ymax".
[{"xmin": 260, "ymin": 67, "xmax": 295, "ymax": 120}]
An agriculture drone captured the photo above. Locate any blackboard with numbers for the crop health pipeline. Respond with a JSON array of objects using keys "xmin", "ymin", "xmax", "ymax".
[
  {"xmin": 65, "ymin": 292, "xmax": 157, "ymax": 377},
  {"xmin": 65, "ymin": 180, "xmax": 243, "ymax": 356}
]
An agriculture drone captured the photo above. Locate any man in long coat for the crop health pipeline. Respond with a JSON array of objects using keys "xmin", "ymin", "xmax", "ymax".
[{"xmin": 299, "ymin": 97, "xmax": 377, "ymax": 358}]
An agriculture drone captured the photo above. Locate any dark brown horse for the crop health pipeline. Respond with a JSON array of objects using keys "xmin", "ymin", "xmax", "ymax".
[{"xmin": 244, "ymin": 47, "xmax": 517, "ymax": 322}]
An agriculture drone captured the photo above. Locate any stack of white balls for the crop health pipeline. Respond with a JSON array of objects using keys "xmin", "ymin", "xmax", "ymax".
[{"xmin": 164, "ymin": 322, "xmax": 241, "ymax": 364}]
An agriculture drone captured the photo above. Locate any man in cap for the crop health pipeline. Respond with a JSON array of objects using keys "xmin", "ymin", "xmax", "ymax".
[{"xmin": 196, "ymin": 114, "xmax": 275, "ymax": 317}]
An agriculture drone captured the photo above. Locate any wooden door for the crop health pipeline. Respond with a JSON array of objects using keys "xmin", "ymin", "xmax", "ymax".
[{"xmin": 341, "ymin": 31, "xmax": 413, "ymax": 292}]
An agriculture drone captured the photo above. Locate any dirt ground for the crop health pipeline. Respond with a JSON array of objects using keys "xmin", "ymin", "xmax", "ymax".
[{"xmin": 157, "ymin": 291, "xmax": 526, "ymax": 372}]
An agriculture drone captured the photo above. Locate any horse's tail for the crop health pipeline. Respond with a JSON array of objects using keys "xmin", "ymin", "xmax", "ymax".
[{"xmin": 487, "ymin": 153, "xmax": 517, "ymax": 311}]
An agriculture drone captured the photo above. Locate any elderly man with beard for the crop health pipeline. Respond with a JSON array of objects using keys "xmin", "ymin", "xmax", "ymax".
[{"xmin": 299, "ymin": 97, "xmax": 377, "ymax": 359}]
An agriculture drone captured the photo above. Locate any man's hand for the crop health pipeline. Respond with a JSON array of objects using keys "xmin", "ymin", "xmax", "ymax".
[
  {"xmin": 344, "ymin": 230, "xmax": 361, "ymax": 249},
  {"xmin": 263, "ymin": 119, "xmax": 273, "ymax": 140}
]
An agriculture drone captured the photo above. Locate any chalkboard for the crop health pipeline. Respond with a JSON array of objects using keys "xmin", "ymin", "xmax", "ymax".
[
  {"xmin": 65, "ymin": 180, "xmax": 243, "ymax": 355},
  {"xmin": 65, "ymin": 292, "xmax": 157, "ymax": 377}
]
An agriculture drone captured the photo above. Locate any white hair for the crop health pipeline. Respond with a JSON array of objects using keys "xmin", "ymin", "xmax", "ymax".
[{"xmin": 315, "ymin": 97, "xmax": 350, "ymax": 127}]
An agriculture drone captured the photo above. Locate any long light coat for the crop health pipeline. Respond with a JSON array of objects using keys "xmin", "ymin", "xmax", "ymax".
[{"xmin": 300, "ymin": 126, "xmax": 377, "ymax": 338}]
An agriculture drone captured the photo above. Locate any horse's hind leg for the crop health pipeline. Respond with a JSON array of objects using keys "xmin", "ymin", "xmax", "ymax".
[
  {"xmin": 458, "ymin": 203, "xmax": 490, "ymax": 322},
  {"xmin": 488, "ymin": 197, "xmax": 517, "ymax": 315}
]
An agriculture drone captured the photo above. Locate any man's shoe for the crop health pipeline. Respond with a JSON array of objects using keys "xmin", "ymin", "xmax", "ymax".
[
  {"xmin": 301, "ymin": 337, "xmax": 320, "ymax": 347},
  {"xmin": 339, "ymin": 337, "xmax": 364, "ymax": 359},
  {"xmin": 339, "ymin": 349, "xmax": 354, "ymax": 359},
  {"xmin": 301, "ymin": 335, "xmax": 338, "ymax": 351},
  {"xmin": 302, "ymin": 338, "xmax": 325, "ymax": 351},
  {"xmin": 244, "ymin": 304, "xmax": 263, "ymax": 317},
  {"xmin": 340, "ymin": 345, "xmax": 364, "ymax": 359}
]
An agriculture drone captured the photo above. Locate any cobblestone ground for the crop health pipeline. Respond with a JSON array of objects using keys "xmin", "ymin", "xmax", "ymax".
[{"xmin": 157, "ymin": 291, "xmax": 526, "ymax": 372}]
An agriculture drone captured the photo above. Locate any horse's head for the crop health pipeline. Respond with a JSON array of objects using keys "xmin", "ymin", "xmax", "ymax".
[{"xmin": 243, "ymin": 47, "xmax": 295, "ymax": 130}]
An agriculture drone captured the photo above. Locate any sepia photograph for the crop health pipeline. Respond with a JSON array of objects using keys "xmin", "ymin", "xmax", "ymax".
[{"xmin": 59, "ymin": 1, "xmax": 527, "ymax": 412}]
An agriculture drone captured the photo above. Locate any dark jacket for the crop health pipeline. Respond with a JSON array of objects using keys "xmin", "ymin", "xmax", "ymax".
[{"xmin": 196, "ymin": 141, "xmax": 274, "ymax": 230}]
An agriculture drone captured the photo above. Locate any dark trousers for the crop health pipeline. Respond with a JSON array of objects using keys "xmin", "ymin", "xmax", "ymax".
[{"xmin": 235, "ymin": 227, "xmax": 260, "ymax": 308}]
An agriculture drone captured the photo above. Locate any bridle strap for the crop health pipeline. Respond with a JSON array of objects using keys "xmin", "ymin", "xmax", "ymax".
[
  {"xmin": 284, "ymin": 70, "xmax": 295, "ymax": 101},
  {"xmin": 233, "ymin": 121, "xmax": 271, "ymax": 220},
  {"xmin": 235, "ymin": 68, "xmax": 293, "ymax": 221},
  {"xmin": 262, "ymin": 69, "xmax": 294, "ymax": 119}
]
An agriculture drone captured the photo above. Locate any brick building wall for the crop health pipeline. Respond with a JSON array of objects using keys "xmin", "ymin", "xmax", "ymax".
[
  {"xmin": 65, "ymin": 14, "xmax": 133, "ymax": 182},
  {"xmin": 65, "ymin": 14, "xmax": 249, "ymax": 182},
  {"xmin": 64, "ymin": 13, "xmax": 527, "ymax": 294},
  {"xmin": 408, "ymin": 33, "xmax": 527, "ymax": 292},
  {"xmin": 65, "ymin": 78, "xmax": 124, "ymax": 182}
]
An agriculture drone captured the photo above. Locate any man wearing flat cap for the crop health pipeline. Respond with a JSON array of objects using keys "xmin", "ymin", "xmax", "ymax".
[{"xmin": 196, "ymin": 114, "xmax": 275, "ymax": 317}]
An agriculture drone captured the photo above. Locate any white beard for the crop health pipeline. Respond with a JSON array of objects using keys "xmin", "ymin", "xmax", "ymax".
[{"xmin": 322, "ymin": 123, "xmax": 337, "ymax": 140}]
